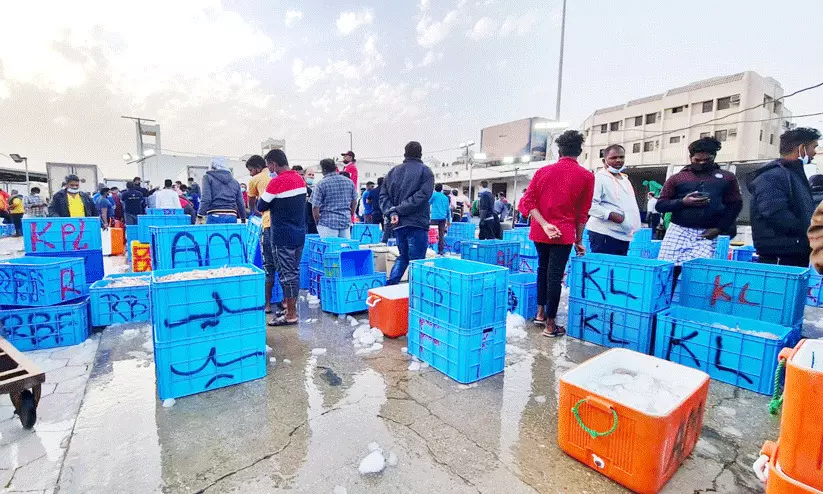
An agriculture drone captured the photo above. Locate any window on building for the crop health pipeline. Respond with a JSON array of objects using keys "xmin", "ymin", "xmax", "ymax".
[
  {"xmin": 600, "ymin": 124, "xmax": 608, "ymax": 133},
  {"xmin": 583, "ymin": 153, "xmax": 587, "ymax": 160},
  {"xmin": 763, "ymin": 94, "xmax": 774, "ymax": 108},
  {"xmin": 634, "ymin": 115, "xmax": 643, "ymax": 127},
  {"xmin": 632, "ymin": 143, "xmax": 641, "ymax": 153},
  {"xmin": 715, "ymin": 130, "xmax": 728, "ymax": 142},
  {"xmin": 599, "ymin": 148, "xmax": 606, "ymax": 158},
  {"xmin": 645, "ymin": 113, "xmax": 657, "ymax": 125},
  {"xmin": 728, "ymin": 128, "xmax": 737, "ymax": 139},
  {"xmin": 770, "ymin": 134, "xmax": 775, "ymax": 145},
  {"xmin": 700, "ymin": 132, "xmax": 711, "ymax": 138},
  {"xmin": 643, "ymin": 141, "xmax": 654, "ymax": 152},
  {"xmin": 610, "ymin": 121, "xmax": 620, "ymax": 131},
  {"xmin": 669, "ymin": 136, "xmax": 681, "ymax": 144},
  {"xmin": 760, "ymin": 129, "xmax": 764, "ymax": 141},
  {"xmin": 773, "ymin": 100, "xmax": 783, "ymax": 114},
  {"xmin": 701, "ymin": 100, "xmax": 713, "ymax": 113},
  {"xmin": 717, "ymin": 94, "xmax": 740, "ymax": 110},
  {"xmin": 671, "ymin": 106, "xmax": 685, "ymax": 114}
]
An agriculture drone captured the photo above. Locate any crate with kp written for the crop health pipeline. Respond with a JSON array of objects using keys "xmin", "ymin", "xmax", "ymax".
[
  {"xmin": 0, "ymin": 298, "xmax": 90, "ymax": 351},
  {"xmin": 0, "ymin": 257, "xmax": 87, "ymax": 307},
  {"xmin": 89, "ymin": 273, "xmax": 150, "ymax": 327},
  {"xmin": 22, "ymin": 217, "xmax": 102, "ymax": 254}
]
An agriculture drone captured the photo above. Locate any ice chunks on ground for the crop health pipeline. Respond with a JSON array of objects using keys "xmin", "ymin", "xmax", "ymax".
[
  {"xmin": 162, "ymin": 398, "xmax": 175, "ymax": 408},
  {"xmin": 348, "ymin": 315, "xmax": 359, "ymax": 326},
  {"xmin": 352, "ymin": 326, "xmax": 385, "ymax": 353},
  {"xmin": 420, "ymin": 362, "xmax": 429, "ymax": 369},
  {"xmin": 266, "ymin": 345, "xmax": 273, "ymax": 354},
  {"xmin": 269, "ymin": 357, "xmax": 277, "ymax": 364},
  {"xmin": 367, "ymin": 442, "xmax": 381, "ymax": 452},
  {"xmin": 401, "ymin": 347, "xmax": 408, "ymax": 353},
  {"xmin": 506, "ymin": 313, "xmax": 528, "ymax": 340},
  {"xmin": 358, "ymin": 450, "xmax": 386, "ymax": 475},
  {"xmin": 387, "ymin": 452, "xmax": 399, "ymax": 467},
  {"xmin": 534, "ymin": 395, "xmax": 546, "ymax": 403},
  {"xmin": 408, "ymin": 361, "xmax": 421, "ymax": 371},
  {"xmin": 311, "ymin": 348, "xmax": 327, "ymax": 356},
  {"xmin": 283, "ymin": 359, "xmax": 292, "ymax": 364}
]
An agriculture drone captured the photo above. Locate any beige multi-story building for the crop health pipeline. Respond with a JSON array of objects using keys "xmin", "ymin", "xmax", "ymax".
[{"xmin": 579, "ymin": 71, "xmax": 791, "ymax": 171}]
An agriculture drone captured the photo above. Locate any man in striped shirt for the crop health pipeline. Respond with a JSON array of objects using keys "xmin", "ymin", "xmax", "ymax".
[{"xmin": 257, "ymin": 149, "xmax": 307, "ymax": 326}]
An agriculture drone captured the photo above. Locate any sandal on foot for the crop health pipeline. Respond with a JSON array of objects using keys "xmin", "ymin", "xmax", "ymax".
[
  {"xmin": 265, "ymin": 307, "xmax": 273, "ymax": 314},
  {"xmin": 268, "ymin": 315, "xmax": 298, "ymax": 327},
  {"xmin": 541, "ymin": 326, "xmax": 566, "ymax": 337},
  {"xmin": 534, "ymin": 318, "xmax": 546, "ymax": 327}
]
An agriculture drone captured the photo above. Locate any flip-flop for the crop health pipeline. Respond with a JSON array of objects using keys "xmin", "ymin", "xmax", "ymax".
[
  {"xmin": 268, "ymin": 316, "xmax": 298, "ymax": 327},
  {"xmin": 534, "ymin": 318, "xmax": 546, "ymax": 327},
  {"xmin": 542, "ymin": 326, "xmax": 566, "ymax": 338},
  {"xmin": 265, "ymin": 307, "xmax": 273, "ymax": 314}
]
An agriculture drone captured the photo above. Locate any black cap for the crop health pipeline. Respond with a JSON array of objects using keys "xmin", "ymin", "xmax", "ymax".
[{"xmin": 342, "ymin": 151, "xmax": 355, "ymax": 159}]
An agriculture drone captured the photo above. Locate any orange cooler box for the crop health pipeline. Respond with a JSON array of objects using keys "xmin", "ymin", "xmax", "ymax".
[
  {"xmin": 367, "ymin": 284, "xmax": 409, "ymax": 338},
  {"xmin": 777, "ymin": 339, "xmax": 823, "ymax": 490},
  {"xmin": 758, "ymin": 441, "xmax": 823, "ymax": 494},
  {"xmin": 559, "ymin": 348, "xmax": 709, "ymax": 494},
  {"xmin": 110, "ymin": 227, "xmax": 124, "ymax": 255}
]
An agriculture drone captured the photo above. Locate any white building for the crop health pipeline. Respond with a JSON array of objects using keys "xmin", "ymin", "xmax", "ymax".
[{"xmin": 580, "ymin": 71, "xmax": 791, "ymax": 171}]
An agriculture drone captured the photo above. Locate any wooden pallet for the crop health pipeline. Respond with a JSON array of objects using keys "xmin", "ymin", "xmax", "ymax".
[{"xmin": 0, "ymin": 337, "xmax": 45, "ymax": 428}]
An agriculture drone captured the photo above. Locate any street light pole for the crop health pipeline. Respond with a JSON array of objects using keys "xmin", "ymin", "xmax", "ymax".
[
  {"xmin": 347, "ymin": 131, "xmax": 353, "ymax": 151},
  {"xmin": 8, "ymin": 154, "xmax": 29, "ymax": 193},
  {"xmin": 555, "ymin": 0, "xmax": 567, "ymax": 121},
  {"xmin": 512, "ymin": 166, "xmax": 519, "ymax": 226}
]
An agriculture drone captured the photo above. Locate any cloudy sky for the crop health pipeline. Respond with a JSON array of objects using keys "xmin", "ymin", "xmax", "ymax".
[{"xmin": 1, "ymin": 0, "xmax": 822, "ymax": 177}]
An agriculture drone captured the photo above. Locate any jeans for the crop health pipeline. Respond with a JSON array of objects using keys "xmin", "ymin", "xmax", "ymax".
[
  {"xmin": 273, "ymin": 244, "xmax": 303, "ymax": 299},
  {"xmin": 261, "ymin": 228, "xmax": 275, "ymax": 282},
  {"xmin": 207, "ymin": 214, "xmax": 237, "ymax": 224},
  {"xmin": 588, "ymin": 231, "xmax": 630, "ymax": 256},
  {"xmin": 317, "ymin": 225, "xmax": 351, "ymax": 239},
  {"xmin": 388, "ymin": 227, "xmax": 428, "ymax": 285},
  {"xmin": 535, "ymin": 242, "xmax": 573, "ymax": 319},
  {"xmin": 124, "ymin": 212, "xmax": 139, "ymax": 225},
  {"xmin": 10, "ymin": 213, "xmax": 23, "ymax": 236},
  {"xmin": 381, "ymin": 219, "xmax": 394, "ymax": 243},
  {"xmin": 758, "ymin": 253, "xmax": 810, "ymax": 268},
  {"xmin": 430, "ymin": 219, "xmax": 448, "ymax": 254}
]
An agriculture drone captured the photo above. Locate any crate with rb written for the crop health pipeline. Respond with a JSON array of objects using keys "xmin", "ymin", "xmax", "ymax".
[
  {"xmin": 0, "ymin": 298, "xmax": 90, "ymax": 351},
  {"xmin": 0, "ymin": 257, "xmax": 87, "ymax": 307}
]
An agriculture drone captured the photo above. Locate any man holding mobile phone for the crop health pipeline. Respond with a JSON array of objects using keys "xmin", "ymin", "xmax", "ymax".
[{"xmin": 656, "ymin": 137, "xmax": 743, "ymax": 283}]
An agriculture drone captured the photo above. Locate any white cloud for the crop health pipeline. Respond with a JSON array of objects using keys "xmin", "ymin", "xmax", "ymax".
[
  {"xmin": 499, "ymin": 12, "xmax": 538, "ymax": 37},
  {"xmin": 284, "ymin": 10, "xmax": 303, "ymax": 27},
  {"xmin": 291, "ymin": 37, "xmax": 384, "ymax": 91},
  {"xmin": 416, "ymin": 10, "xmax": 461, "ymax": 48},
  {"xmin": 468, "ymin": 17, "xmax": 498, "ymax": 40},
  {"xmin": 336, "ymin": 9, "xmax": 374, "ymax": 36},
  {"xmin": 419, "ymin": 0, "xmax": 430, "ymax": 10},
  {"xmin": 404, "ymin": 58, "xmax": 415, "ymax": 71},
  {"xmin": 292, "ymin": 59, "xmax": 326, "ymax": 92},
  {"xmin": 419, "ymin": 51, "xmax": 443, "ymax": 67}
]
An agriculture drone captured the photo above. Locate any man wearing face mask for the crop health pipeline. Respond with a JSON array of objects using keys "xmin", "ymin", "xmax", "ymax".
[
  {"xmin": 586, "ymin": 144, "xmax": 641, "ymax": 255},
  {"xmin": 751, "ymin": 127, "xmax": 820, "ymax": 267},
  {"xmin": 49, "ymin": 174, "xmax": 98, "ymax": 217},
  {"xmin": 656, "ymin": 137, "xmax": 742, "ymax": 281}
]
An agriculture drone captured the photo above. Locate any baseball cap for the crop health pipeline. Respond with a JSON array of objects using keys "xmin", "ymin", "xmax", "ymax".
[{"xmin": 341, "ymin": 151, "xmax": 355, "ymax": 159}]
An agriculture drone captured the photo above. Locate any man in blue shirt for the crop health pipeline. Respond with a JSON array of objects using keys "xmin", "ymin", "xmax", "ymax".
[
  {"xmin": 429, "ymin": 183, "xmax": 451, "ymax": 255},
  {"xmin": 96, "ymin": 187, "xmax": 114, "ymax": 230},
  {"xmin": 363, "ymin": 181, "xmax": 377, "ymax": 224}
]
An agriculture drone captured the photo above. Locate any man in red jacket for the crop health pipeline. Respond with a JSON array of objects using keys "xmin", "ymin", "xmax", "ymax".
[{"xmin": 518, "ymin": 130, "xmax": 594, "ymax": 337}]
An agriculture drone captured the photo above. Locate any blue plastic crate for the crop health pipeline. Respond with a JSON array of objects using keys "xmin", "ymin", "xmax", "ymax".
[
  {"xmin": 647, "ymin": 240, "xmax": 662, "ymax": 259},
  {"xmin": 245, "ymin": 216, "xmax": 263, "ymax": 261},
  {"xmin": 322, "ymin": 250, "xmax": 374, "ymax": 278},
  {"xmin": 442, "ymin": 235, "xmax": 464, "ymax": 254},
  {"xmin": 308, "ymin": 268, "xmax": 323, "ymax": 297},
  {"xmin": 568, "ymin": 254, "xmax": 674, "ymax": 313},
  {"xmin": 807, "ymin": 272, "xmax": 823, "ymax": 307},
  {"xmin": 302, "ymin": 234, "xmax": 319, "ymax": 262},
  {"xmin": 654, "ymin": 306, "xmax": 796, "ymax": 395},
  {"xmin": 0, "ymin": 298, "xmax": 89, "ymax": 351},
  {"xmin": 147, "ymin": 208, "xmax": 185, "ymax": 216},
  {"xmin": 0, "ymin": 224, "xmax": 15, "ymax": 236},
  {"xmin": 320, "ymin": 273, "xmax": 385, "ymax": 314},
  {"xmin": 27, "ymin": 249, "xmax": 105, "ymax": 284},
  {"xmin": 308, "ymin": 238, "xmax": 359, "ymax": 270},
  {"xmin": 714, "ymin": 235, "xmax": 731, "ymax": 260},
  {"xmin": 519, "ymin": 255, "xmax": 538, "ymax": 274},
  {"xmin": 679, "ymin": 258, "xmax": 809, "ymax": 327},
  {"xmin": 447, "ymin": 222, "xmax": 477, "ymax": 240},
  {"xmin": 632, "ymin": 228, "xmax": 653, "ymax": 245},
  {"xmin": 626, "ymin": 247, "xmax": 645, "ymax": 258},
  {"xmin": 270, "ymin": 272, "xmax": 283, "ymax": 304},
  {"xmin": 22, "ymin": 217, "xmax": 102, "ymax": 254},
  {"xmin": 137, "ymin": 214, "xmax": 190, "ymax": 243},
  {"xmin": 351, "ymin": 224, "xmax": 382, "ymax": 244},
  {"xmin": 89, "ymin": 273, "xmax": 151, "ymax": 326},
  {"xmin": 409, "ymin": 258, "xmax": 508, "ymax": 329},
  {"xmin": 154, "ymin": 326, "xmax": 266, "ymax": 400},
  {"xmin": 407, "ymin": 309, "xmax": 505, "ymax": 384},
  {"xmin": 125, "ymin": 225, "xmax": 139, "ymax": 243},
  {"xmin": 460, "ymin": 240, "xmax": 520, "ymax": 273},
  {"xmin": 150, "ymin": 265, "xmax": 265, "ymax": 343},
  {"xmin": 0, "ymin": 256, "xmax": 87, "ymax": 307},
  {"xmin": 299, "ymin": 262, "xmax": 310, "ymax": 290},
  {"xmin": 502, "ymin": 228, "xmax": 537, "ymax": 257},
  {"xmin": 150, "ymin": 224, "xmax": 249, "ymax": 270},
  {"xmin": 508, "ymin": 273, "xmax": 537, "ymax": 319},
  {"xmin": 732, "ymin": 246, "xmax": 757, "ymax": 262},
  {"xmin": 566, "ymin": 297, "xmax": 655, "ymax": 354}
]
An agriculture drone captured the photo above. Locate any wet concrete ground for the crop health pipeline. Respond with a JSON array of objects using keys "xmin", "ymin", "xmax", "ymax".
[{"xmin": 1, "ymin": 236, "xmax": 820, "ymax": 493}]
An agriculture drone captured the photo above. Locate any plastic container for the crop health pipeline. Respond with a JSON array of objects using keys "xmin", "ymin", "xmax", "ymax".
[
  {"xmin": 154, "ymin": 326, "xmax": 266, "ymax": 400},
  {"xmin": 679, "ymin": 258, "xmax": 809, "ymax": 327},
  {"xmin": 775, "ymin": 339, "xmax": 823, "ymax": 489},
  {"xmin": 150, "ymin": 223, "xmax": 249, "ymax": 270},
  {"xmin": 131, "ymin": 242, "xmax": 152, "ymax": 272},
  {"xmin": 147, "ymin": 208, "xmax": 185, "ymax": 215},
  {"xmin": 508, "ymin": 273, "xmax": 537, "ymax": 319},
  {"xmin": 22, "ymin": 217, "xmax": 103, "ymax": 253},
  {"xmin": 270, "ymin": 272, "xmax": 283, "ymax": 304},
  {"xmin": 110, "ymin": 227, "xmax": 124, "ymax": 256},
  {"xmin": 757, "ymin": 441, "xmax": 823, "ymax": 494},
  {"xmin": 0, "ymin": 256, "xmax": 87, "ymax": 307},
  {"xmin": 89, "ymin": 274, "xmax": 151, "ymax": 327},
  {"xmin": 447, "ymin": 222, "xmax": 477, "ymax": 240},
  {"xmin": 519, "ymin": 255, "xmax": 538, "ymax": 274},
  {"xmin": 299, "ymin": 262, "xmax": 310, "ymax": 290},
  {"xmin": 367, "ymin": 284, "xmax": 409, "ymax": 338},
  {"xmin": 320, "ymin": 273, "xmax": 385, "ymax": 314},
  {"xmin": 245, "ymin": 216, "xmax": 262, "ymax": 264},
  {"xmin": 567, "ymin": 297, "xmax": 655, "ymax": 354},
  {"xmin": 150, "ymin": 265, "xmax": 265, "ymax": 343},
  {"xmin": 568, "ymin": 254, "xmax": 674, "ymax": 313},
  {"xmin": 351, "ymin": 224, "xmax": 382, "ymax": 244},
  {"xmin": 303, "ymin": 234, "xmax": 320, "ymax": 263},
  {"xmin": 322, "ymin": 250, "xmax": 374, "ymax": 278},
  {"xmin": 807, "ymin": 273, "xmax": 823, "ymax": 307},
  {"xmin": 27, "ymin": 249, "xmax": 104, "ymax": 284},
  {"xmin": 308, "ymin": 238, "xmax": 360, "ymax": 271},
  {"xmin": 442, "ymin": 235, "xmax": 463, "ymax": 254},
  {"xmin": 714, "ymin": 235, "xmax": 731, "ymax": 260},
  {"xmin": 655, "ymin": 306, "xmax": 796, "ymax": 395},
  {"xmin": 732, "ymin": 246, "xmax": 757, "ymax": 263},
  {"xmin": 407, "ymin": 308, "xmax": 506, "ymax": 384},
  {"xmin": 647, "ymin": 240, "xmax": 662, "ymax": 260},
  {"xmin": 308, "ymin": 268, "xmax": 323, "ymax": 297},
  {"xmin": 409, "ymin": 258, "xmax": 508, "ymax": 329},
  {"xmin": 558, "ymin": 349, "xmax": 709, "ymax": 494},
  {"xmin": 460, "ymin": 240, "xmax": 520, "ymax": 273},
  {"xmin": 0, "ymin": 298, "xmax": 90, "ymax": 351},
  {"xmin": 503, "ymin": 228, "xmax": 537, "ymax": 257},
  {"xmin": 428, "ymin": 225, "xmax": 439, "ymax": 245},
  {"xmin": 136, "ymin": 214, "xmax": 189, "ymax": 243},
  {"xmin": 632, "ymin": 228, "xmax": 653, "ymax": 245}
]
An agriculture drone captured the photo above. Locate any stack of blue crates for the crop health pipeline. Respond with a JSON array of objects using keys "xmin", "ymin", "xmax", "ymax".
[
  {"xmin": 150, "ymin": 224, "xmax": 249, "ymax": 270},
  {"xmin": 89, "ymin": 273, "xmax": 151, "ymax": 327},
  {"xmin": 714, "ymin": 235, "xmax": 731, "ymax": 260},
  {"xmin": 351, "ymin": 224, "xmax": 382, "ymax": 244},
  {"xmin": 503, "ymin": 227, "xmax": 537, "ymax": 273},
  {"xmin": 23, "ymin": 217, "xmax": 105, "ymax": 285},
  {"xmin": 136, "ymin": 214, "xmax": 189, "ymax": 244},
  {"xmin": 320, "ymin": 249, "xmax": 384, "ymax": 314},
  {"xmin": 567, "ymin": 254, "xmax": 674, "ymax": 353},
  {"xmin": 307, "ymin": 237, "xmax": 359, "ymax": 298},
  {"xmin": 146, "ymin": 208, "xmax": 186, "ymax": 216},
  {"xmin": 655, "ymin": 259, "xmax": 809, "ymax": 395},
  {"xmin": 460, "ymin": 240, "xmax": 520, "ymax": 273},
  {"xmin": 626, "ymin": 228, "xmax": 654, "ymax": 258},
  {"xmin": 300, "ymin": 234, "xmax": 319, "ymax": 290},
  {"xmin": 407, "ymin": 258, "xmax": 509, "ymax": 383},
  {"xmin": 0, "ymin": 224, "xmax": 15, "ymax": 237},
  {"xmin": 0, "ymin": 256, "xmax": 90, "ymax": 351},
  {"xmin": 443, "ymin": 222, "xmax": 476, "ymax": 254},
  {"xmin": 150, "ymin": 265, "xmax": 267, "ymax": 400},
  {"xmin": 732, "ymin": 245, "xmax": 757, "ymax": 263}
]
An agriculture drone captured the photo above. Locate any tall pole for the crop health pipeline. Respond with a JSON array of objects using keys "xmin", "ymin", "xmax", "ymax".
[
  {"xmin": 512, "ymin": 166, "xmax": 519, "ymax": 226},
  {"xmin": 347, "ymin": 131, "xmax": 353, "ymax": 151},
  {"xmin": 555, "ymin": 0, "xmax": 567, "ymax": 121},
  {"xmin": 466, "ymin": 145, "xmax": 472, "ymax": 201},
  {"xmin": 24, "ymin": 158, "xmax": 30, "ymax": 194}
]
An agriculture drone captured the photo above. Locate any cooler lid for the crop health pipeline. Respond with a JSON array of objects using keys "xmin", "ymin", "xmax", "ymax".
[{"xmin": 368, "ymin": 284, "xmax": 409, "ymax": 300}]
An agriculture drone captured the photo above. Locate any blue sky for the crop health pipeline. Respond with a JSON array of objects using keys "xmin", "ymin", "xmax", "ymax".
[{"xmin": 1, "ymin": 0, "xmax": 822, "ymax": 176}]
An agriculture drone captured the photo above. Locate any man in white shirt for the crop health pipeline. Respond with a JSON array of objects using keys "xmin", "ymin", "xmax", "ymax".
[
  {"xmin": 586, "ymin": 144, "xmax": 641, "ymax": 255},
  {"xmin": 153, "ymin": 179, "xmax": 183, "ymax": 209}
]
